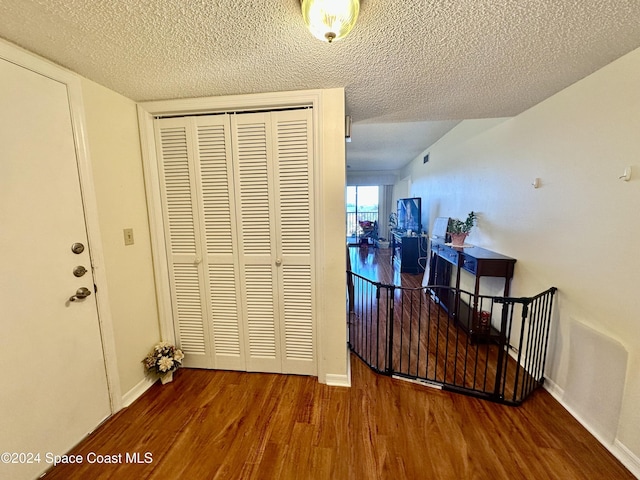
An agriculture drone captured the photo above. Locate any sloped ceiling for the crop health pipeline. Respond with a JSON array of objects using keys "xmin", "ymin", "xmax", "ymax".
[{"xmin": 1, "ymin": 1, "xmax": 640, "ymax": 171}]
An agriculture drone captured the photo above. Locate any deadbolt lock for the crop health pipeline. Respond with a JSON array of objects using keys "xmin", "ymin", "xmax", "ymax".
[
  {"xmin": 71, "ymin": 242, "xmax": 85, "ymax": 254},
  {"xmin": 73, "ymin": 265, "xmax": 88, "ymax": 277}
]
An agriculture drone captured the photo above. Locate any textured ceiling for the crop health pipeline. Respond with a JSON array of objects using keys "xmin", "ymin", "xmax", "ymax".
[{"xmin": 1, "ymin": 1, "xmax": 640, "ymax": 171}]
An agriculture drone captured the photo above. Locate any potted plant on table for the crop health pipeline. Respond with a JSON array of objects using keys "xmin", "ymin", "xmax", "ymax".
[
  {"xmin": 448, "ymin": 211, "xmax": 477, "ymax": 247},
  {"xmin": 143, "ymin": 341, "xmax": 184, "ymax": 384}
]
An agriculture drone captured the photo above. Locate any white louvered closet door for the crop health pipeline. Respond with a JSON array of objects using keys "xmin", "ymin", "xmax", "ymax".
[
  {"xmin": 155, "ymin": 117, "xmax": 212, "ymax": 368},
  {"xmin": 231, "ymin": 113, "xmax": 282, "ymax": 373},
  {"xmin": 271, "ymin": 109, "xmax": 316, "ymax": 375},
  {"xmin": 156, "ymin": 109, "xmax": 316, "ymax": 376},
  {"xmin": 194, "ymin": 115, "xmax": 246, "ymax": 371},
  {"xmin": 231, "ymin": 110, "xmax": 316, "ymax": 375}
]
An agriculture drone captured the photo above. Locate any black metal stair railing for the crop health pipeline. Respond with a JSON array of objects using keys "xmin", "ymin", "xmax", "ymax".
[{"xmin": 347, "ymin": 270, "xmax": 557, "ymax": 405}]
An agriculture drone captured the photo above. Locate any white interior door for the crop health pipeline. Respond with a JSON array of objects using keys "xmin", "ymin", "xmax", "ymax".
[
  {"xmin": 194, "ymin": 115, "xmax": 246, "ymax": 370},
  {"xmin": 154, "ymin": 110, "xmax": 316, "ymax": 376},
  {"xmin": 232, "ymin": 110, "xmax": 316, "ymax": 375},
  {"xmin": 271, "ymin": 109, "xmax": 316, "ymax": 375},
  {"xmin": 155, "ymin": 117, "xmax": 211, "ymax": 368},
  {"xmin": 0, "ymin": 58, "xmax": 111, "ymax": 480},
  {"xmin": 232, "ymin": 112, "xmax": 283, "ymax": 373}
]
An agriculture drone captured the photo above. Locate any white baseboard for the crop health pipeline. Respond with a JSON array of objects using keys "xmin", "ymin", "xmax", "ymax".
[
  {"xmin": 544, "ymin": 379, "xmax": 640, "ymax": 478},
  {"xmin": 121, "ymin": 376, "xmax": 156, "ymax": 408},
  {"xmin": 614, "ymin": 440, "xmax": 640, "ymax": 479},
  {"xmin": 543, "ymin": 376, "xmax": 565, "ymax": 399},
  {"xmin": 325, "ymin": 354, "xmax": 352, "ymax": 387},
  {"xmin": 325, "ymin": 374, "xmax": 350, "ymax": 387}
]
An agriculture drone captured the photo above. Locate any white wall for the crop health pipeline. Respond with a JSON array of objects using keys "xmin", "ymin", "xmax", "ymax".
[
  {"xmin": 347, "ymin": 170, "xmax": 398, "ymax": 186},
  {"xmin": 81, "ymin": 79, "xmax": 161, "ymax": 397},
  {"xmin": 399, "ymin": 46, "xmax": 640, "ymax": 470},
  {"xmin": 318, "ymin": 89, "xmax": 350, "ymax": 384}
]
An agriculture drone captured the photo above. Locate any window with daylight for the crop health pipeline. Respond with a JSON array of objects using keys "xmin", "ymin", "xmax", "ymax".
[{"xmin": 346, "ymin": 185, "xmax": 378, "ymax": 244}]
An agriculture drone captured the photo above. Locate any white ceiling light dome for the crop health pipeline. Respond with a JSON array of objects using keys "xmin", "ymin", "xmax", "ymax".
[{"xmin": 301, "ymin": 0, "xmax": 360, "ymax": 43}]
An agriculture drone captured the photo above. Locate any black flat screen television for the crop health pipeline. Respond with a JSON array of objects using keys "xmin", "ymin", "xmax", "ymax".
[{"xmin": 397, "ymin": 197, "xmax": 421, "ymax": 233}]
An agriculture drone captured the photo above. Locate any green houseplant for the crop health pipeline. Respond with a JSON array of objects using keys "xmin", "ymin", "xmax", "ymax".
[{"xmin": 448, "ymin": 211, "xmax": 477, "ymax": 246}]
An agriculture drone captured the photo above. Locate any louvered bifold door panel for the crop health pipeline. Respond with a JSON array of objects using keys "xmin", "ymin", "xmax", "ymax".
[
  {"xmin": 155, "ymin": 117, "xmax": 211, "ymax": 368},
  {"xmin": 231, "ymin": 112, "xmax": 281, "ymax": 373},
  {"xmin": 271, "ymin": 109, "xmax": 316, "ymax": 375},
  {"xmin": 195, "ymin": 116, "xmax": 246, "ymax": 370}
]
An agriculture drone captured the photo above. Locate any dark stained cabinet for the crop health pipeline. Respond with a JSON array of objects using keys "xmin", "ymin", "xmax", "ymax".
[{"xmin": 391, "ymin": 232, "xmax": 428, "ymax": 274}]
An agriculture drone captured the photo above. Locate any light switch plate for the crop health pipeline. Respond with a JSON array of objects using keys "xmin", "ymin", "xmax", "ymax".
[{"xmin": 123, "ymin": 228, "xmax": 134, "ymax": 246}]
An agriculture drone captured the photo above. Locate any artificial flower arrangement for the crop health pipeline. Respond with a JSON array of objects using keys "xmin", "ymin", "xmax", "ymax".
[{"xmin": 142, "ymin": 341, "xmax": 184, "ymax": 377}]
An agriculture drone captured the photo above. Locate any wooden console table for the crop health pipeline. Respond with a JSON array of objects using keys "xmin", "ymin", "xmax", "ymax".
[{"xmin": 428, "ymin": 240, "xmax": 516, "ymax": 340}]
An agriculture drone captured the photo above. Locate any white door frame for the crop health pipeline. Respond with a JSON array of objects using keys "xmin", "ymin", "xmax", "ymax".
[
  {"xmin": 138, "ymin": 90, "xmax": 338, "ymax": 382},
  {"xmin": 0, "ymin": 39, "xmax": 122, "ymax": 411}
]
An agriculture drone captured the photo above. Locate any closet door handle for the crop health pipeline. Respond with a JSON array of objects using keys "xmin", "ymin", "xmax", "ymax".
[
  {"xmin": 194, "ymin": 256, "xmax": 202, "ymax": 265},
  {"xmin": 275, "ymin": 258, "xmax": 282, "ymax": 266}
]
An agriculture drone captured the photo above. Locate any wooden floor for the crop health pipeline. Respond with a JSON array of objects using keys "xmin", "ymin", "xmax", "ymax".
[
  {"xmin": 42, "ymin": 246, "xmax": 632, "ymax": 479},
  {"xmin": 43, "ymin": 356, "xmax": 632, "ymax": 479},
  {"xmin": 348, "ymin": 243, "xmax": 407, "ymax": 286}
]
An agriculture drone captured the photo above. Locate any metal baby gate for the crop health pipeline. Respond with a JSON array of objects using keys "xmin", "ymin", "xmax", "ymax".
[{"xmin": 347, "ymin": 271, "xmax": 557, "ymax": 405}]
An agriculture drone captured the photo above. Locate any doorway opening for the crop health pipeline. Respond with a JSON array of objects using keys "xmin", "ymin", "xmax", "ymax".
[{"xmin": 346, "ymin": 185, "xmax": 379, "ymax": 245}]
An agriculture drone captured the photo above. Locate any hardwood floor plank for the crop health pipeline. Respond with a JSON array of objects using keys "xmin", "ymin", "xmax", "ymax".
[
  {"xmin": 40, "ymin": 246, "xmax": 633, "ymax": 479},
  {"xmin": 42, "ymin": 356, "xmax": 632, "ymax": 479}
]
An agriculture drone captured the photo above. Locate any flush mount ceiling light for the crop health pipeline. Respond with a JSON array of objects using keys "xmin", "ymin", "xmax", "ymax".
[{"xmin": 301, "ymin": 0, "xmax": 360, "ymax": 43}]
